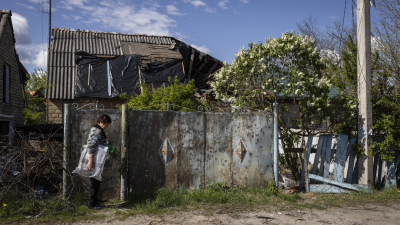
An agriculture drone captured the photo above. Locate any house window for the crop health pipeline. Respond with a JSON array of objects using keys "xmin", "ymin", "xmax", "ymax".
[
  {"xmin": 3, "ymin": 64, "xmax": 10, "ymax": 104},
  {"xmin": 0, "ymin": 121, "xmax": 9, "ymax": 143}
]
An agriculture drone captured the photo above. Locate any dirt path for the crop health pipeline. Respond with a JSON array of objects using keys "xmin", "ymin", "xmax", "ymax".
[{"xmin": 75, "ymin": 203, "xmax": 400, "ymax": 225}]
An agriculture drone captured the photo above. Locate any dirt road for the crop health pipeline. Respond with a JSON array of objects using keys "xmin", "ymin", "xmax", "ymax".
[{"xmin": 75, "ymin": 203, "xmax": 400, "ymax": 225}]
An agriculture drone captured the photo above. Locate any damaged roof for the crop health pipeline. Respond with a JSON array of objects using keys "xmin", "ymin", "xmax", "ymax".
[{"xmin": 46, "ymin": 28, "xmax": 223, "ymax": 99}]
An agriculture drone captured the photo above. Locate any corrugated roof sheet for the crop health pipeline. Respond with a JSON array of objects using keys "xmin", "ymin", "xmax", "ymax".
[{"xmin": 46, "ymin": 28, "xmax": 179, "ymax": 99}]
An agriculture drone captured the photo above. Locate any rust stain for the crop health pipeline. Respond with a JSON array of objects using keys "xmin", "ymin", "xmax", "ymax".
[{"xmin": 235, "ymin": 139, "xmax": 246, "ymax": 162}]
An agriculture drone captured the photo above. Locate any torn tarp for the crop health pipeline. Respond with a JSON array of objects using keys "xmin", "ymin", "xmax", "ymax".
[
  {"xmin": 74, "ymin": 51, "xmax": 142, "ymax": 98},
  {"xmin": 142, "ymin": 59, "xmax": 188, "ymax": 90},
  {"xmin": 109, "ymin": 54, "xmax": 142, "ymax": 97}
]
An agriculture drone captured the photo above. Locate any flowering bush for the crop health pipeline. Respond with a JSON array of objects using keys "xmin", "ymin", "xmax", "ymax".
[{"xmin": 212, "ymin": 31, "xmax": 333, "ymax": 131}]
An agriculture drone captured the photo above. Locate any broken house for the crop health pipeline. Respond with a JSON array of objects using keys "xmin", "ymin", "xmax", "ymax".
[
  {"xmin": 0, "ymin": 10, "xmax": 29, "ymax": 143},
  {"xmin": 45, "ymin": 28, "xmax": 224, "ymax": 123}
]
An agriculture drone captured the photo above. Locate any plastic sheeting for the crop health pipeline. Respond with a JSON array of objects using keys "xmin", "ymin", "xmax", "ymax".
[
  {"xmin": 109, "ymin": 55, "xmax": 142, "ymax": 97},
  {"xmin": 142, "ymin": 59, "xmax": 188, "ymax": 90},
  {"xmin": 75, "ymin": 51, "xmax": 142, "ymax": 98},
  {"xmin": 72, "ymin": 144, "xmax": 108, "ymax": 181}
]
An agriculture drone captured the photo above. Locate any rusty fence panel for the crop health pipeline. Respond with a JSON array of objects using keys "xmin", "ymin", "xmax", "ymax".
[
  {"xmin": 128, "ymin": 111, "xmax": 274, "ymax": 191},
  {"xmin": 69, "ymin": 108, "xmax": 274, "ymax": 200}
]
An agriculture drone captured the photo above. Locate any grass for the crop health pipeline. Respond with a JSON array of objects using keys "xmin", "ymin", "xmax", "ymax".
[{"xmin": 1, "ymin": 183, "xmax": 400, "ymax": 223}]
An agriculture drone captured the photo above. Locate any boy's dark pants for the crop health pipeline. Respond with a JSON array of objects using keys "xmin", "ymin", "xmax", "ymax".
[{"xmin": 88, "ymin": 178, "xmax": 101, "ymax": 207}]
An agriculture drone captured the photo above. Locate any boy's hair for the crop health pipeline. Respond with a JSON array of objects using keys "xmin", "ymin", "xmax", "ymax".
[{"xmin": 97, "ymin": 114, "xmax": 112, "ymax": 124}]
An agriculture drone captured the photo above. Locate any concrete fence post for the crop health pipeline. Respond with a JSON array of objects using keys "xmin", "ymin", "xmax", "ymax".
[
  {"xmin": 63, "ymin": 104, "xmax": 71, "ymax": 199},
  {"xmin": 273, "ymin": 102, "xmax": 279, "ymax": 187},
  {"xmin": 121, "ymin": 104, "xmax": 128, "ymax": 201}
]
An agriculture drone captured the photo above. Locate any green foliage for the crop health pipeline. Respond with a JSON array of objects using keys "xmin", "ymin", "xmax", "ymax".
[
  {"xmin": 329, "ymin": 35, "xmax": 400, "ymax": 160},
  {"xmin": 23, "ymin": 69, "xmax": 53, "ymax": 125},
  {"xmin": 121, "ymin": 77, "xmax": 208, "ymax": 111},
  {"xmin": 370, "ymin": 78, "xmax": 400, "ymax": 161}
]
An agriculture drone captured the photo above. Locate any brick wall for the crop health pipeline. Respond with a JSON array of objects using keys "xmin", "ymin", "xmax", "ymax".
[
  {"xmin": 47, "ymin": 97, "xmax": 126, "ymax": 123},
  {"xmin": 0, "ymin": 17, "xmax": 24, "ymax": 126}
]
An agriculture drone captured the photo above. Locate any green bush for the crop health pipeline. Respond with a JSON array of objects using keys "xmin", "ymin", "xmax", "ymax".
[{"xmin": 120, "ymin": 77, "xmax": 208, "ymax": 111}]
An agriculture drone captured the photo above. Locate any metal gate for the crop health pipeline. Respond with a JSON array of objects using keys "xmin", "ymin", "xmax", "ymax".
[{"xmin": 66, "ymin": 104, "xmax": 274, "ymax": 200}]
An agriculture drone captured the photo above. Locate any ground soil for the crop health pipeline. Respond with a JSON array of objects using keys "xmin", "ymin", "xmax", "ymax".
[{"xmin": 74, "ymin": 202, "xmax": 400, "ymax": 225}]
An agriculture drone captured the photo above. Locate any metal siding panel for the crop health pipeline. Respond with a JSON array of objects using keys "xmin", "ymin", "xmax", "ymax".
[
  {"xmin": 231, "ymin": 113, "xmax": 274, "ymax": 187},
  {"xmin": 65, "ymin": 31, "xmax": 70, "ymax": 53},
  {"xmin": 104, "ymin": 33, "xmax": 110, "ymax": 55},
  {"xmin": 54, "ymin": 67, "xmax": 59, "ymax": 99},
  {"xmin": 87, "ymin": 32, "xmax": 91, "ymax": 54},
  {"xmin": 98, "ymin": 33, "xmax": 104, "ymax": 55},
  {"xmin": 68, "ymin": 66, "xmax": 73, "ymax": 99},
  {"xmin": 90, "ymin": 32, "xmax": 95, "ymax": 54},
  {"xmin": 48, "ymin": 50, "xmax": 54, "ymax": 68},
  {"xmin": 93, "ymin": 32, "xmax": 98, "ymax": 55},
  {"xmin": 59, "ymin": 67, "xmax": 65, "ymax": 99},
  {"xmin": 54, "ymin": 31, "xmax": 60, "ymax": 52},
  {"xmin": 111, "ymin": 34, "xmax": 116, "ymax": 55},
  {"xmin": 48, "ymin": 66, "xmax": 54, "ymax": 98},
  {"xmin": 51, "ymin": 31, "xmax": 57, "ymax": 52},
  {"xmin": 129, "ymin": 111, "xmax": 178, "ymax": 190},
  {"xmin": 84, "ymin": 32, "xmax": 88, "ymax": 53},
  {"xmin": 90, "ymin": 32, "xmax": 94, "ymax": 54},
  {"xmin": 64, "ymin": 67, "xmax": 69, "ymax": 99},
  {"xmin": 56, "ymin": 30, "xmax": 62, "ymax": 52},
  {"xmin": 78, "ymin": 32, "xmax": 83, "ymax": 51},
  {"xmin": 117, "ymin": 36, "xmax": 123, "ymax": 55},
  {"xmin": 205, "ymin": 113, "xmax": 232, "ymax": 185},
  {"xmin": 81, "ymin": 32, "xmax": 86, "ymax": 52},
  {"xmin": 177, "ymin": 112, "xmax": 205, "ymax": 189}
]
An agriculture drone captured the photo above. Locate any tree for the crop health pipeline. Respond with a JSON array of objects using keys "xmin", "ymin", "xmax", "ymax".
[{"xmin": 23, "ymin": 69, "xmax": 53, "ymax": 125}]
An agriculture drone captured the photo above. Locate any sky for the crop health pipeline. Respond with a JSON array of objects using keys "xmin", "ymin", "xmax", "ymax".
[{"xmin": 3, "ymin": 0, "xmax": 379, "ymax": 74}]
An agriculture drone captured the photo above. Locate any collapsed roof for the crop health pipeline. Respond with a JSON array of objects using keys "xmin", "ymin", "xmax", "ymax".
[{"xmin": 45, "ymin": 28, "xmax": 224, "ymax": 99}]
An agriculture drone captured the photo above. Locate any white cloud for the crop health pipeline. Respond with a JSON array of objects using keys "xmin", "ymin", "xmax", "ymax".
[
  {"xmin": 219, "ymin": 0, "xmax": 229, "ymax": 9},
  {"xmin": 166, "ymin": 5, "xmax": 185, "ymax": 16},
  {"xmin": 186, "ymin": 0, "xmax": 207, "ymax": 7},
  {"xmin": 59, "ymin": 0, "xmax": 176, "ymax": 36},
  {"xmin": 330, "ymin": 16, "xmax": 336, "ymax": 19},
  {"xmin": 191, "ymin": 44, "xmax": 211, "ymax": 54},
  {"xmin": 184, "ymin": 0, "xmax": 216, "ymax": 13},
  {"xmin": 239, "ymin": 0, "xmax": 249, "ymax": 3},
  {"xmin": 12, "ymin": 13, "xmax": 32, "ymax": 45},
  {"xmin": 17, "ymin": 44, "xmax": 48, "ymax": 69},
  {"xmin": 205, "ymin": 7, "xmax": 216, "ymax": 13},
  {"xmin": 71, "ymin": 15, "xmax": 83, "ymax": 20},
  {"xmin": 62, "ymin": 14, "xmax": 70, "ymax": 20},
  {"xmin": 16, "ymin": 3, "xmax": 35, "ymax": 10}
]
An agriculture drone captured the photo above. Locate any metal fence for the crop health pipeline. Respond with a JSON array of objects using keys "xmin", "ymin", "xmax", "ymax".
[{"xmin": 65, "ymin": 104, "xmax": 274, "ymax": 201}]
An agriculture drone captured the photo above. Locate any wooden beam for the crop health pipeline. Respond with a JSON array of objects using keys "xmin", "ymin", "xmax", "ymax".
[
  {"xmin": 204, "ymin": 61, "xmax": 219, "ymax": 81},
  {"xmin": 192, "ymin": 56, "xmax": 209, "ymax": 79},
  {"xmin": 188, "ymin": 48, "xmax": 195, "ymax": 81}
]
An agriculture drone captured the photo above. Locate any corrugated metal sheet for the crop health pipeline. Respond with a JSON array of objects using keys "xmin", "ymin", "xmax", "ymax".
[{"xmin": 46, "ymin": 28, "xmax": 177, "ymax": 99}]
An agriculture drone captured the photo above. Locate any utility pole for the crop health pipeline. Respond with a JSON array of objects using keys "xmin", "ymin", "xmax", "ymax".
[
  {"xmin": 47, "ymin": 0, "xmax": 51, "ymax": 122},
  {"xmin": 38, "ymin": 1, "xmax": 51, "ymax": 122},
  {"xmin": 49, "ymin": 0, "xmax": 51, "ymax": 50},
  {"xmin": 357, "ymin": 0, "xmax": 373, "ymax": 185}
]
